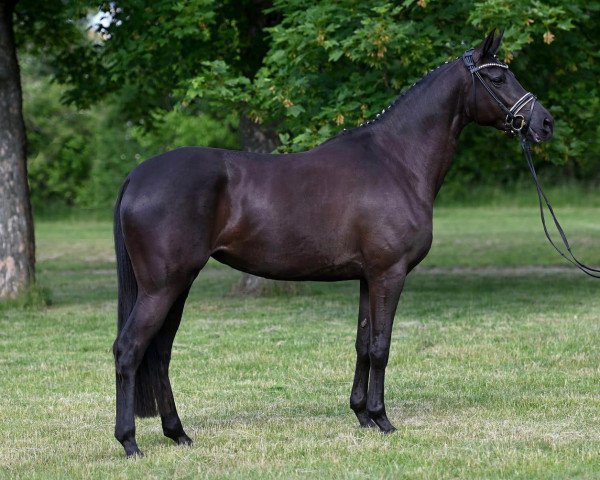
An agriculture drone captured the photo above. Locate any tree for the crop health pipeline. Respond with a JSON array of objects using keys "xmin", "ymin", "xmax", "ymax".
[
  {"xmin": 0, "ymin": 0, "xmax": 93, "ymax": 298},
  {"xmin": 53, "ymin": 1, "xmax": 279, "ymax": 128},
  {"xmin": 0, "ymin": 0, "xmax": 33, "ymax": 298}
]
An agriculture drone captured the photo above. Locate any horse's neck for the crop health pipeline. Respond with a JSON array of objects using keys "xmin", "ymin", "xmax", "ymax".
[{"xmin": 374, "ymin": 60, "xmax": 470, "ymax": 202}]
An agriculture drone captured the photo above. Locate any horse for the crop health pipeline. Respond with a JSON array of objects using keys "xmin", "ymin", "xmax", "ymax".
[{"xmin": 112, "ymin": 30, "xmax": 554, "ymax": 457}]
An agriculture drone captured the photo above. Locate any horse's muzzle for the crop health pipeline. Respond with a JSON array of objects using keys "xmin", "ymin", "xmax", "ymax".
[{"xmin": 528, "ymin": 109, "xmax": 554, "ymax": 143}]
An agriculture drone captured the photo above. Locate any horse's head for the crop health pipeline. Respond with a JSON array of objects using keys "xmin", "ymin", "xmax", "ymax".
[{"xmin": 464, "ymin": 30, "xmax": 554, "ymax": 143}]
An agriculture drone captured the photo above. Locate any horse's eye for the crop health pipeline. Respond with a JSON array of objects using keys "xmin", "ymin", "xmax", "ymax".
[{"xmin": 491, "ymin": 77, "xmax": 504, "ymax": 87}]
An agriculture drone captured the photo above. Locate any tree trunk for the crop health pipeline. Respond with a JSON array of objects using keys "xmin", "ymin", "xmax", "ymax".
[
  {"xmin": 0, "ymin": 0, "xmax": 35, "ymax": 298},
  {"xmin": 234, "ymin": 114, "xmax": 282, "ymax": 295}
]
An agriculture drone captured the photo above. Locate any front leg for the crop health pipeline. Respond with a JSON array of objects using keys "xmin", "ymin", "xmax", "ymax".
[
  {"xmin": 350, "ymin": 279, "xmax": 376, "ymax": 427},
  {"xmin": 366, "ymin": 266, "xmax": 406, "ymax": 433}
]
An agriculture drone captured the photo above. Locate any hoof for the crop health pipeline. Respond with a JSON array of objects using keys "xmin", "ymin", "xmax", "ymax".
[
  {"xmin": 369, "ymin": 413, "xmax": 396, "ymax": 433},
  {"xmin": 176, "ymin": 434, "xmax": 193, "ymax": 446},
  {"xmin": 355, "ymin": 411, "xmax": 377, "ymax": 428},
  {"xmin": 122, "ymin": 439, "xmax": 143, "ymax": 458},
  {"xmin": 125, "ymin": 447, "xmax": 144, "ymax": 458},
  {"xmin": 165, "ymin": 429, "xmax": 193, "ymax": 446}
]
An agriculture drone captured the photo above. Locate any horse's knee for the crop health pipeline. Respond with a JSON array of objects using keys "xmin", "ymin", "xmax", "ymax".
[
  {"xmin": 355, "ymin": 334, "xmax": 369, "ymax": 358},
  {"xmin": 355, "ymin": 333, "xmax": 370, "ymax": 367},
  {"xmin": 350, "ymin": 391, "xmax": 367, "ymax": 412},
  {"xmin": 368, "ymin": 345, "xmax": 389, "ymax": 370}
]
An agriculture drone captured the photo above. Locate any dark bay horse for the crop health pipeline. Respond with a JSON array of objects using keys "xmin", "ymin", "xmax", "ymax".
[{"xmin": 113, "ymin": 30, "xmax": 554, "ymax": 457}]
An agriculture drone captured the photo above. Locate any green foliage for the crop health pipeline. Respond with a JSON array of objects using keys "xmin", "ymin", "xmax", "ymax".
[
  {"xmin": 131, "ymin": 108, "xmax": 239, "ymax": 155},
  {"xmin": 22, "ymin": 62, "xmax": 239, "ymax": 211},
  {"xmin": 50, "ymin": 1, "xmax": 278, "ymax": 127},
  {"xmin": 186, "ymin": 0, "xmax": 600, "ymax": 187},
  {"xmin": 13, "ymin": 0, "xmax": 89, "ymax": 53},
  {"xmin": 18, "ymin": 0, "xmax": 600, "ymax": 210},
  {"xmin": 245, "ymin": 2, "xmax": 597, "ymax": 160},
  {"xmin": 24, "ymin": 62, "xmax": 96, "ymax": 208}
]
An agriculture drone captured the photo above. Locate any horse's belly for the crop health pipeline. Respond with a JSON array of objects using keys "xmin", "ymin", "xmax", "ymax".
[{"xmin": 211, "ymin": 242, "xmax": 363, "ymax": 281}]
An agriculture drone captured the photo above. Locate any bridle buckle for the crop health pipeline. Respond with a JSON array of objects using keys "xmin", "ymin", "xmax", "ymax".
[{"xmin": 509, "ymin": 114, "xmax": 526, "ymax": 132}]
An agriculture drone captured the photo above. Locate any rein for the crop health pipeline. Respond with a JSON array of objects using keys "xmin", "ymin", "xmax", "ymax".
[
  {"xmin": 519, "ymin": 135, "xmax": 600, "ymax": 278},
  {"xmin": 462, "ymin": 49, "xmax": 600, "ymax": 278}
]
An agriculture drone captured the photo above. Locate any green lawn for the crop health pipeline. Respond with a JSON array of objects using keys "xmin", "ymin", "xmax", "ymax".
[{"xmin": 1, "ymin": 204, "xmax": 600, "ymax": 479}]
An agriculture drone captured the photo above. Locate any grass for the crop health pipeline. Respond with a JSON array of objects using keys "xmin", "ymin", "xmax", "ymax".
[
  {"xmin": 1, "ymin": 198, "xmax": 600, "ymax": 479},
  {"xmin": 435, "ymin": 180, "xmax": 600, "ymax": 208}
]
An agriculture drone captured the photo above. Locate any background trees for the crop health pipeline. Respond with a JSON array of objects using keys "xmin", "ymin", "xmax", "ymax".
[
  {"xmin": 217, "ymin": 0, "xmax": 598, "ymax": 192},
  {"xmin": 1, "ymin": 0, "xmax": 598, "ymax": 298},
  {"xmin": 52, "ymin": 0, "xmax": 600, "ymax": 209}
]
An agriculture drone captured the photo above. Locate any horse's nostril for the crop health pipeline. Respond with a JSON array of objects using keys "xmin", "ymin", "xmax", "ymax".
[{"xmin": 543, "ymin": 117, "xmax": 553, "ymax": 130}]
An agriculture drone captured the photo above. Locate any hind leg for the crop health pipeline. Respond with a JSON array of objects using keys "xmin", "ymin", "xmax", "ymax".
[
  {"xmin": 114, "ymin": 288, "xmax": 181, "ymax": 457},
  {"xmin": 154, "ymin": 287, "xmax": 193, "ymax": 446}
]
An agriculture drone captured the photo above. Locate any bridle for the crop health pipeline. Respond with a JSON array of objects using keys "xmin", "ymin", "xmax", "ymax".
[
  {"xmin": 461, "ymin": 47, "xmax": 600, "ymax": 278},
  {"xmin": 462, "ymin": 48, "xmax": 536, "ymax": 136}
]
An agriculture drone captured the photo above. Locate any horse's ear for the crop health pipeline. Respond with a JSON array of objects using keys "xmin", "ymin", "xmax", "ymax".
[
  {"xmin": 489, "ymin": 29, "xmax": 504, "ymax": 56},
  {"xmin": 474, "ymin": 29, "xmax": 502, "ymax": 61}
]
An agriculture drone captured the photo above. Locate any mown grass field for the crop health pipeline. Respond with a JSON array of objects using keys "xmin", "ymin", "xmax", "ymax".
[{"xmin": 1, "ymin": 200, "xmax": 600, "ymax": 479}]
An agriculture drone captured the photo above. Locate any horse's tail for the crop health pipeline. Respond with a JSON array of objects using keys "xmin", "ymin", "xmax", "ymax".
[{"xmin": 114, "ymin": 179, "xmax": 159, "ymax": 417}]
